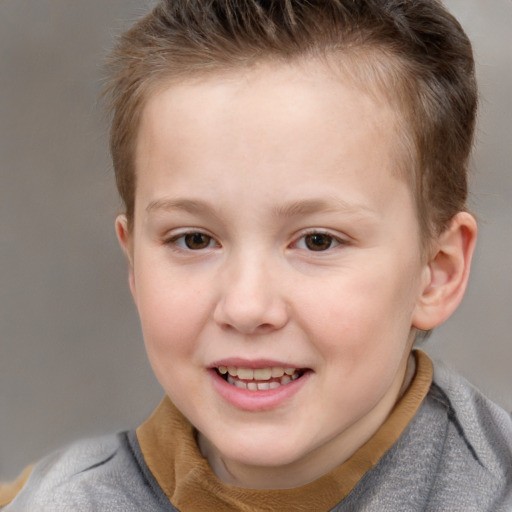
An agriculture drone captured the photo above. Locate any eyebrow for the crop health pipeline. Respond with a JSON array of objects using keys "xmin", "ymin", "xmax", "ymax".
[
  {"xmin": 270, "ymin": 198, "xmax": 376, "ymax": 218},
  {"xmin": 145, "ymin": 197, "xmax": 377, "ymax": 219},
  {"xmin": 146, "ymin": 198, "xmax": 217, "ymax": 216}
]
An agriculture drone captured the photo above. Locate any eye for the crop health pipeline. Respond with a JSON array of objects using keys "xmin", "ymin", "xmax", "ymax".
[
  {"xmin": 295, "ymin": 232, "xmax": 341, "ymax": 252},
  {"xmin": 170, "ymin": 232, "xmax": 218, "ymax": 250}
]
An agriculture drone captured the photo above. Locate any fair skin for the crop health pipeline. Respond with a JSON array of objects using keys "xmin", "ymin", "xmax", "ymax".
[{"xmin": 117, "ymin": 60, "xmax": 477, "ymax": 489}]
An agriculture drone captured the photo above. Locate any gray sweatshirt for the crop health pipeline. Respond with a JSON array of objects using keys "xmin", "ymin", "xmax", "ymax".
[{"xmin": 4, "ymin": 361, "xmax": 512, "ymax": 511}]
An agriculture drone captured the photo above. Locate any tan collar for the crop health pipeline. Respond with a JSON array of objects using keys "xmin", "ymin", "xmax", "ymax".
[{"xmin": 137, "ymin": 350, "xmax": 433, "ymax": 512}]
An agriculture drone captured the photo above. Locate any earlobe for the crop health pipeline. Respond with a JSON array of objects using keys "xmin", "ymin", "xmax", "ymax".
[
  {"xmin": 412, "ymin": 212, "xmax": 477, "ymax": 331},
  {"xmin": 115, "ymin": 214, "xmax": 137, "ymax": 301}
]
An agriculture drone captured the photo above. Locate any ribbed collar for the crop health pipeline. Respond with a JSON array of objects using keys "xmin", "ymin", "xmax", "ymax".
[{"xmin": 137, "ymin": 350, "xmax": 433, "ymax": 512}]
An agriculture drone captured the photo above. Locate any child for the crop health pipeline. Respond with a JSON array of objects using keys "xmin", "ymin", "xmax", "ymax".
[{"xmin": 2, "ymin": 0, "xmax": 511, "ymax": 510}]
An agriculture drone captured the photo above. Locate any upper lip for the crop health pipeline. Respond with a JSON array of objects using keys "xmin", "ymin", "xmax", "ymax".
[{"xmin": 209, "ymin": 358, "xmax": 305, "ymax": 369}]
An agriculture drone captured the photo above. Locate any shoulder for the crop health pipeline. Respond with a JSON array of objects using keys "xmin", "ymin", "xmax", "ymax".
[
  {"xmin": 421, "ymin": 361, "xmax": 512, "ymax": 509},
  {"xmin": 1, "ymin": 431, "xmax": 172, "ymax": 512},
  {"xmin": 335, "ymin": 360, "xmax": 512, "ymax": 512},
  {"xmin": 430, "ymin": 360, "xmax": 512, "ymax": 466}
]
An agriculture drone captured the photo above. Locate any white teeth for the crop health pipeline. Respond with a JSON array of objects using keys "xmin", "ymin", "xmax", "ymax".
[
  {"xmin": 281, "ymin": 375, "xmax": 291, "ymax": 386},
  {"xmin": 237, "ymin": 368, "xmax": 254, "ymax": 380},
  {"xmin": 219, "ymin": 366, "xmax": 298, "ymax": 380},
  {"xmin": 222, "ymin": 366, "xmax": 304, "ymax": 391},
  {"xmin": 253, "ymin": 368, "xmax": 272, "ymax": 380},
  {"xmin": 271, "ymin": 367, "xmax": 285, "ymax": 378},
  {"xmin": 228, "ymin": 375, "xmax": 247, "ymax": 389}
]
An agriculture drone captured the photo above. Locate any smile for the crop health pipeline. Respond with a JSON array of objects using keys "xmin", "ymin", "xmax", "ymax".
[{"xmin": 216, "ymin": 366, "xmax": 303, "ymax": 391}]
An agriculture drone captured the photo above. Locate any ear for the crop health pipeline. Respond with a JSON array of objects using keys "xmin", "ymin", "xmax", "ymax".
[
  {"xmin": 115, "ymin": 214, "xmax": 137, "ymax": 302},
  {"xmin": 412, "ymin": 211, "xmax": 477, "ymax": 331}
]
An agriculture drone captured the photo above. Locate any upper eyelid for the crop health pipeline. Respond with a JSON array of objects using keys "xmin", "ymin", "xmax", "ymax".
[
  {"xmin": 161, "ymin": 227, "xmax": 349, "ymax": 246},
  {"xmin": 293, "ymin": 228, "xmax": 349, "ymax": 243},
  {"xmin": 287, "ymin": 230, "xmax": 350, "ymax": 255},
  {"xmin": 163, "ymin": 229, "xmax": 220, "ymax": 248},
  {"xmin": 164, "ymin": 227, "xmax": 215, "ymax": 239}
]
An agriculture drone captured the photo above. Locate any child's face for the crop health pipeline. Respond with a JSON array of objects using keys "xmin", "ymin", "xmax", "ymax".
[{"xmin": 120, "ymin": 61, "xmax": 431, "ymax": 487}]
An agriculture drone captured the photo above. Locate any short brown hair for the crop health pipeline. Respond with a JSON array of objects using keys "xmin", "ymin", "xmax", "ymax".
[{"xmin": 104, "ymin": 0, "xmax": 477, "ymax": 240}]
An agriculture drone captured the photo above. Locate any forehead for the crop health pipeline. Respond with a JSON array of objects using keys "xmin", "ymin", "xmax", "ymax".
[
  {"xmin": 134, "ymin": 60, "xmax": 412, "ymax": 219},
  {"xmin": 138, "ymin": 60, "xmax": 402, "ymax": 157}
]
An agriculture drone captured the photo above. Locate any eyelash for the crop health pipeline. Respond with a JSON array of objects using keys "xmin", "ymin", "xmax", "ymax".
[
  {"xmin": 292, "ymin": 230, "xmax": 347, "ymax": 252},
  {"xmin": 164, "ymin": 229, "xmax": 347, "ymax": 253},
  {"xmin": 165, "ymin": 231, "xmax": 219, "ymax": 251}
]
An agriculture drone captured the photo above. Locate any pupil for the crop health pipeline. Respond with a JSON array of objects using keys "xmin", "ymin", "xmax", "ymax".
[
  {"xmin": 305, "ymin": 233, "xmax": 331, "ymax": 251},
  {"xmin": 185, "ymin": 233, "xmax": 210, "ymax": 249}
]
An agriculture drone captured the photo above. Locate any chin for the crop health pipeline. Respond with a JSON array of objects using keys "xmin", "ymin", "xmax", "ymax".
[{"xmin": 215, "ymin": 430, "xmax": 310, "ymax": 468}]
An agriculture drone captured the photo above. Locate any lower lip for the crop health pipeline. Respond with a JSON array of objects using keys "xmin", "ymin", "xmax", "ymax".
[{"xmin": 209, "ymin": 369, "xmax": 311, "ymax": 412}]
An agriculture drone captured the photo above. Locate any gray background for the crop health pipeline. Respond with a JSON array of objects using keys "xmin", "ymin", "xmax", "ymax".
[{"xmin": 1, "ymin": 0, "xmax": 511, "ymax": 481}]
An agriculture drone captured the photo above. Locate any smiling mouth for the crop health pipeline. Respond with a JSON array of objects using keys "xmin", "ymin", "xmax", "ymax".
[{"xmin": 215, "ymin": 366, "xmax": 305, "ymax": 391}]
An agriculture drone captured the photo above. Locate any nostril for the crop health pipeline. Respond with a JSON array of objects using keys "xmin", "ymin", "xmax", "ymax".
[{"xmin": 254, "ymin": 323, "xmax": 279, "ymax": 334}]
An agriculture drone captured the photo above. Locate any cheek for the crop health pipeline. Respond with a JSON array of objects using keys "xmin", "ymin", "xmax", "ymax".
[
  {"xmin": 134, "ymin": 268, "xmax": 211, "ymax": 360},
  {"xmin": 294, "ymin": 265, "xmax": 418, "ymax": 357},
  {"xmin": 135, "ymin": 278, "xmax": 209, "ymax": 399}
]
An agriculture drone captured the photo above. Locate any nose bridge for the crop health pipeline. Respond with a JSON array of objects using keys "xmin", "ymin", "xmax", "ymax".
[{"xmin": 214, "ymin": 247, "xmax": 288, "ymax": 334}]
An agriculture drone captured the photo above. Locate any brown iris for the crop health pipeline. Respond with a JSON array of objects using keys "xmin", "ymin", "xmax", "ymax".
[
  {"xmin": 304, "ymin": 233, "xmax": 333, "ymax": 251},
  {"xmin": 184, "ymin": 233, "xmax": 212, "ymax": 250}
]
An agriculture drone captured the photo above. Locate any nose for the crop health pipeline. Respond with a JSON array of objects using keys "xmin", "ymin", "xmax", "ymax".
[{"xmin": 213, "ymin": 254, "xmax": 289, "ymax": 335}]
